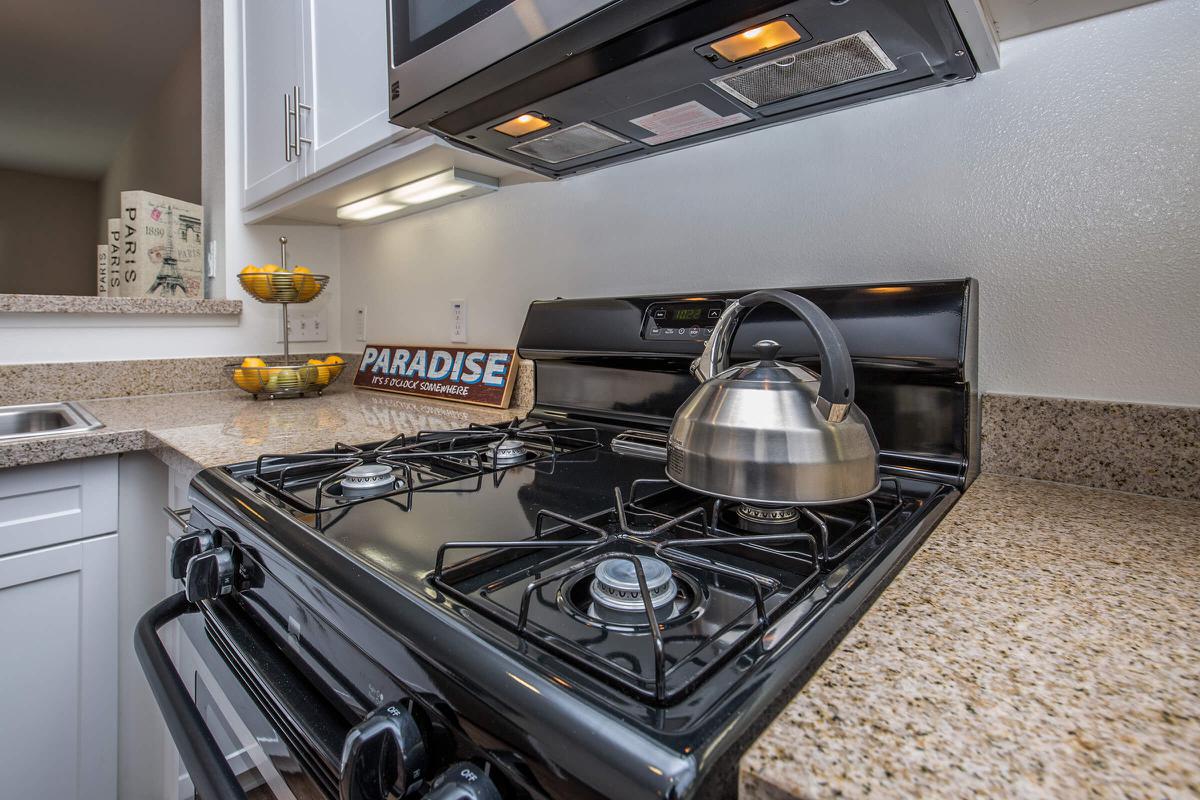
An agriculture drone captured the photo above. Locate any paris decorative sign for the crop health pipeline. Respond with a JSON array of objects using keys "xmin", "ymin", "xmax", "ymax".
[{"xmin": 353, "ymin": 345, "xmax": 517, "ymax": 408}]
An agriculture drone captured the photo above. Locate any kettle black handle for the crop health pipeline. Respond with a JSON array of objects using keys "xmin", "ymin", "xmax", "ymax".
[{"xmin": 692, "ymin": 289, "xmax": 855, "ymax": 420}]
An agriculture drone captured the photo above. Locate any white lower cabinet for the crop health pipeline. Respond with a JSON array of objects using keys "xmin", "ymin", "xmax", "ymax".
[{"xmin": 0, "ymin": 456, "xmax": 119, "ymax": 800}]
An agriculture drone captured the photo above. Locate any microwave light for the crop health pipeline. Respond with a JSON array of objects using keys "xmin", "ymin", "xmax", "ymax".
[
  {"xmin": 493, "ymin": 113, "xmax": 552, "ymax": 137},
  {"xmin": 709, "ymin": 19, "xmax": 802, "ymax": 63}
]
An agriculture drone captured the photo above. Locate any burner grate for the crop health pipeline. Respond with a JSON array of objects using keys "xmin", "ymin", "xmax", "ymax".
[
  {"xmin": 431, "ymin": 487, "xmax": 821, "ymax": 704},
  {"xmin": 249, "ymin": 432, "xmax": 485, "ymax": 514},
  {"xmin": 245, "ymin": 420, "xmax": 601, "ymax": 514},
  {"xmin": 624, "ymin": 476, "xmax": 906, "ymax": 564},
  {"xmin": 409, "ymin": 420, "xmax": 601, "ymax": 471}
]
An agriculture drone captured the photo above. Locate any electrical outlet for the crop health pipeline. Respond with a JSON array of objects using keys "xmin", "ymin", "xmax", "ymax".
[
  {"xmin": 451, "ymin": 300, "xmax": 467, "ymax": 343},
  {"xmin": 355, "ymin": 307, "xmax": 367, "ymax": 342},
  {"xmin": 280, "ymin": 308, "xmax": 328, "ymax": 342}
]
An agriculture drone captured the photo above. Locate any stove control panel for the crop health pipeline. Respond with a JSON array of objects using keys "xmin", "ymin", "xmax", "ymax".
[{"xmin": 642, "ymin": 300, "xmax": 726, "ymax": 341}]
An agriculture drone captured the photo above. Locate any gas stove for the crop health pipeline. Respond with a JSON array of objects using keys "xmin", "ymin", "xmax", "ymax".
[{"xmin": 139, "ymin": 280, "xmax": 977, "ymax": 800}]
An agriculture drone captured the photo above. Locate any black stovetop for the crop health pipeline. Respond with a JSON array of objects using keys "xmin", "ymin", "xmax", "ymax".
[{"xmin": 192, "ymin": 416, "xmax": 959, "ymax": 800}]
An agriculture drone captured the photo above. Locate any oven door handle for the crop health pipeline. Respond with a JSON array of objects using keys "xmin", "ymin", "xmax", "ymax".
[{"xmin": 135, "ymin": 592, "xmax": 248, "ymax": 800}]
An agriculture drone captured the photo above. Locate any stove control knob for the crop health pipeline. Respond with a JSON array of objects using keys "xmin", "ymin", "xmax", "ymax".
[
  {"xmin": 339, "ymin": 703, "xmax": 428, "ymax": 800},
  {"xmin": 170, "ymin": 531, "xmax": 216, "ymax": 579},
  {"xmin": 424, "ymin": 762, "xmax": 502, "ymax": 800},
  {"xmin": 183, "ymin": 547, "xmax": 235, "ymax": 603}
]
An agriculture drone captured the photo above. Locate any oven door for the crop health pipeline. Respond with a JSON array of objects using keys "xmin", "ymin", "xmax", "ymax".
[
  {"xmin": 137, "ymin": 593, "xmax": 345, "ymax": 799},
  {"xmin": 387, "ymin": 0, "xmax": 615, "ymax": 116}
]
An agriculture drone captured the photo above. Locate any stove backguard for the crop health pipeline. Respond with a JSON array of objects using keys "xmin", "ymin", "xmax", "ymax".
[{"xmin": 517, "ymin": 279, "xmax": 978, "ymax": 487}]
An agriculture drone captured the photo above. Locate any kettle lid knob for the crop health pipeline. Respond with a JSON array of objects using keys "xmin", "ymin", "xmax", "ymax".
[{"xmin": 753, "ymin": 339, "xmax": 782, "ymax": 361}]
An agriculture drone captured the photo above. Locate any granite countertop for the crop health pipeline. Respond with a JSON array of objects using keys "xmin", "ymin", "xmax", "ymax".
[
  {"xmin": 0, "ymin": 383, "xmax": 522, "ymax": 474},
  {"xmin": 4, "ymin": 380, "xmax": 1196, "ymax": 796},
  {"xmin": 740, "ymin": 473, "xmax": 1200, "ymax": 799},
  {"xmin": 0, "ymin": 294, "xmax": 242, "ymax": 315}
]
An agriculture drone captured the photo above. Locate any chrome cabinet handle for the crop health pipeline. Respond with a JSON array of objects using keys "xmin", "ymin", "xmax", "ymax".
[
  {"xmin": 284, "ymin": 91, "xmax": 293, "ymax": 162},
  {"xmin": 291, "ymin": 85, "xmax": 311, "ymax": 157}
]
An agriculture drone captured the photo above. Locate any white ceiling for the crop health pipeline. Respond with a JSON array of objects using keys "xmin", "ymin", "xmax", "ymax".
[
  {"xmin": 985, "ymin": 0, "xmax": 1163, "ymax": 39},
  {"xmin": 0, "ymin": 0, "xmax": 200, "ymax": 179}
]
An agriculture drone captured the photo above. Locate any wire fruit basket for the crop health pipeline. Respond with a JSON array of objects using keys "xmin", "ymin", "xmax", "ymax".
[
  {"xmin": 228, "ymin": 360, "xmax": 346, "ymax": 399},
  {"xmin": 231, "ymin": 236, "xmax": 342, "ymax": 399},
  {"xmin": 237, "ymin": 270, "xmax": 329, "ymax": 303}
]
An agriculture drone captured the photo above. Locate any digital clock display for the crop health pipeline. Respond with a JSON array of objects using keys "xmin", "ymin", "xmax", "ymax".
[
  {"xmin": 644, "ymin": 300, "xmax": 725, "ymax": 339},
  {"xmin": 670, "ymin": 307, "xmax": 704, "ymax": 322}
]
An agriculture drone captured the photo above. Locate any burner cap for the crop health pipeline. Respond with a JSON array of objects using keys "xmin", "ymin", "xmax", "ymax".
[
  {"xmin": 589, "ymin": 556, "xmax": 677, "ymax": 613},
  {"xmin": 735, "ymin": 503, "xmax": 801, "ymax": 526},
  {"xmin": 340, "ymin": 463, "xmax": 397, "ymax": 495},
  {"xmin": 489, "ymin": 438, "xmax": 529, "ymax": 463}
]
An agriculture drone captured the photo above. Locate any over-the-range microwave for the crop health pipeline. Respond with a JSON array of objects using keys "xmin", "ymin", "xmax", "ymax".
[{"xmin": 387, "ymin": 0, "xmax": 983, "ymax": 178}]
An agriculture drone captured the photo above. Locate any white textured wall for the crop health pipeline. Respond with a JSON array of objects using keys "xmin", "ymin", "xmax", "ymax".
[{"xmin": 339, "ymin": 0, "xmax": 1199, "ymax": 406}]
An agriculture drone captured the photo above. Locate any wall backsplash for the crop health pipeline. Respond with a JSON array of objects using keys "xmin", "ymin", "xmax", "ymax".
[{"xmin": 338, "ymin": 0, "xmax": 1198, "ymax": 408}]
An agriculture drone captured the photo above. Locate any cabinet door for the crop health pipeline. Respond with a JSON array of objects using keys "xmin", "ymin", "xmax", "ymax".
[
  {"xmin": 242, "ymin": 0, "xmax": 309, "ymax": 208},
  {"xmin": 307, "ymin": 0, "xmax": 406, "ymax": 174},
  {"xmin": 0, "ymin": 535, "xmax": 118, "ymax": 800},
  {"xmin": 0, "ymin": 456, "xmax": 118, "ymax": 556}
]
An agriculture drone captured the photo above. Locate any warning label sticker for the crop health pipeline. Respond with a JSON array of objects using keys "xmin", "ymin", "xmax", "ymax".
[{"xmin": 629, "ymin": 100, "xmax": 751, "ymax": 145}]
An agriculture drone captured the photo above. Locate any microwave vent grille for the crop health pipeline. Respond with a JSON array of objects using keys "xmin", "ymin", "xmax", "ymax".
[
  {"xmin": 509, "ymin": 122, "xmax": 630, "ymax": 164},
  {"xmin": 711, "ymin": 32, "xmax": 897, "ymax": 109}
]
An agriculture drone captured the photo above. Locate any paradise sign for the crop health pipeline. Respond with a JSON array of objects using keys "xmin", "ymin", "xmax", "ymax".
[{"xmin": 353, "ymin": 344, "xmax": 517, "ymax": 408}]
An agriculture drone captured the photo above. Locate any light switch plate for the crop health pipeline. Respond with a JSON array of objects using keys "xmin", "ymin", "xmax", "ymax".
[
  {"xmin": 280, "ymin": 307, "xmax": 328, "ymax": 342},
  {"xmin": 451, "ymin": 300, "xmax": 467, "ymax": 343},
  {"xmin": 355, "ymin": 307, "xmax": 367, "ymax": 342}
]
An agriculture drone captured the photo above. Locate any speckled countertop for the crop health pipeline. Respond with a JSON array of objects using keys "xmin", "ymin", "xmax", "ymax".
[
  {"xmin": 0, "ymin": 294, "xmax": 241, "ymax": 315},
  {"xmin": 0, "ymin": 383, "xmax": 522, "ymax": 474},
  {"xmin": 3, "ymin": 383, "xmax": 1196, "ymax": 797},
  {"xmin": 740, "ymin": 474, "xmax": 1200, "ymax": 799}
]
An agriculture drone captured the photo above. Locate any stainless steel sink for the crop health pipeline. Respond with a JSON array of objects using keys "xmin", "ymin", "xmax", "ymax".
[{"xmin": 0, "ymin": 402, "xmax": 104, "ymax": 441}]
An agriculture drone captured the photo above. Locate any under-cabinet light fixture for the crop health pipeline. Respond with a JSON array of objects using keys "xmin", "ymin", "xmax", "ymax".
[{"xmin": 336, "ymin": 168, "xmax": 499, "ymax": 224}]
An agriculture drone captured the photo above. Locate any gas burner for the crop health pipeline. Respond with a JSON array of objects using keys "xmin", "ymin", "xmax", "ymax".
[
  {"xmin": 339, "ymin": 463, "xmax": 399, "ymax": 496},
  {"xmin": 589, "ymin": 556, "xmax": 677, "ymax": 614},
  {"xmin": 486, "ymin": 438, "xmax": 530, "ymax": 465},
  {"xmin": 734, "ymin": 504, "xmax": 801, "ymax": 527},
  {"xmin": 558, "ymin": 555, "xmax": 702, "ymax": 631}
]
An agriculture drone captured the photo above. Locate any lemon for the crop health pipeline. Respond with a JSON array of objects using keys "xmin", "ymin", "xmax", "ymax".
[
  {"xmin": 322, "ymin": 354, "xmax": 345, "ymax": 380},
  {"xmin": 242, "ymin": 356, "xmax": 267, "ymax": 368},
  {"xmin": 239, "ymin": 264, "xmax": 271, "ymax": 299},
  {"xmin": 307, "ymin": 358, "xmax": 331, "ymax": 385},
  {"xmin": 251, "ymin": 264, "xmax": 286, "ymax": 300},
  {"xmin": 232, "ymin": 368, "xmax": 261, "ymax": 392},
  {"xmin": 292, "ymin": 266, "xmax": 320, "ymax": 301}
]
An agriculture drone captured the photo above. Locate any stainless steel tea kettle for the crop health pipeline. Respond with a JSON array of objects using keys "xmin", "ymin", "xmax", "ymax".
[{"xmin": 666, "ymin": 290, "xmax": 880, "ymax": 506}]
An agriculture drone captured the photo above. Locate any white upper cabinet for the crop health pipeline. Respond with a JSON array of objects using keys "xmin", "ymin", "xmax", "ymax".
[
  {"xmin": 241, "ymin": 0, "xmax": 406, "ymax": 210},
  {"xmin": 241, "ymin": 0, "xmax": 309, "ymax": 208},
  {"xmin": 306, "ymin": 0, "xmax": 403, "ymax": 173}
]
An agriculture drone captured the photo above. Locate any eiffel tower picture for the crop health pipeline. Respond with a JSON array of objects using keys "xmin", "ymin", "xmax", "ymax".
[{"xmin": 149, "ymin": 206, "xmax": 189, "ymax": 295}]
